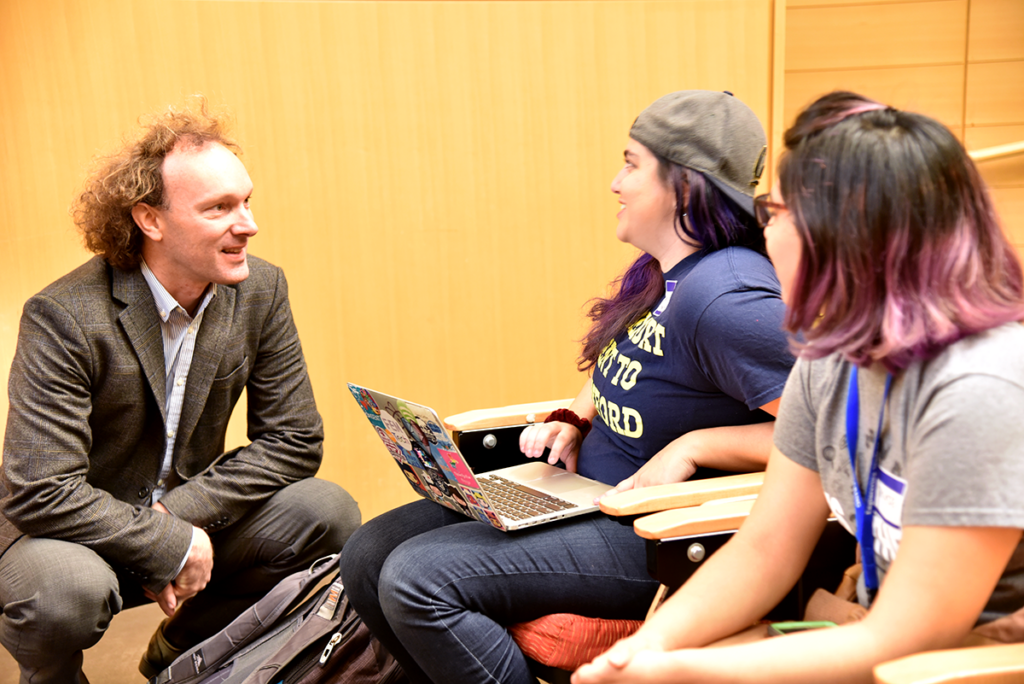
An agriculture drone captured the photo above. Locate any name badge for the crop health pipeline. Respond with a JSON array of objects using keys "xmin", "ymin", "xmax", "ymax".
[{"xmin": 871, "ymin": 467, "xmax": 907, "ymax": 563}]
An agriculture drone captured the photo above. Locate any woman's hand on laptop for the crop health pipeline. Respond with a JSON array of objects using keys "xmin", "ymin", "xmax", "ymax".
[{"xmin": 520, "ymin": 422, "xmax": 582, "ymax": 472}]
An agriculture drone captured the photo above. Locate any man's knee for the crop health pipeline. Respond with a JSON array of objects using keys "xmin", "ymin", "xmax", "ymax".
[
  {"xmin": 317, "ymin": 479, "xmax": 362, "ymax": 546},
  {"xmin": 28, "ymin": 573, "xmax": 118, "ymax": 645},
  {"xmin": 0, "ymin": 538, "xmax": 120, "ymax": 656},
  {"xmin": 271, "ymin": 478, "xmax": 361, "ymax": 552}
]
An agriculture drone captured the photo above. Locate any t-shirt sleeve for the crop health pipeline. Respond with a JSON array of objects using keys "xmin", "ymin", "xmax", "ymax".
[
  {"xmin": 772, "ymin": 357, "xmax": 820, "ymax": 472},
  {"xmin": 693, "ymin": 286, "xmax": 793, "ymax": 410},
  {"xmin": 904, "ymin": 373, "xmax": 1024, "ymax": 529}
]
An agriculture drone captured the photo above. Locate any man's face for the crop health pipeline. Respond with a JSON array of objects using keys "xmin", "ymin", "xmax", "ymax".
[{"xmin": 146, "ymin": 142, "xmax": 257, "ymax": 301}]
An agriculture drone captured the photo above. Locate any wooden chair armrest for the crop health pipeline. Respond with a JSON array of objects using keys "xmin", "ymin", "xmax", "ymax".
[
  {"xmin": 443, "ymin": 399, "xmax": 574, "ymax": 433},
  {"xmin": 873, "ymin": 643, "xmax": 1024, "ymax": 684},
  {"xmin": 633, "ymin": 497, "xmax": 756, "ymax": 540},
  {"xmin": 599, "ymin": 472, "xmax": 764, "ymax": 517}
]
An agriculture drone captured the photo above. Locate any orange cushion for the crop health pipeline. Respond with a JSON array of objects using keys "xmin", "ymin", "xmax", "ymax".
[{"xmin": 507, "ymin": 614, "xmax": 644, "ymax": 670}]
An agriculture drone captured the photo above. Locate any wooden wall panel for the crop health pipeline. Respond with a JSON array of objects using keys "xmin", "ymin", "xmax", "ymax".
[
  {"xmin": 966, "ymin": 61, "xmax": 1024, "ymax": 125},
  {"xmin": 782, "ymin": 0, "xmax": 969, "ymax": 136},
  {"xmin": 0, "ymin": 0, "xmax": 774, "ymax": 521},
  {"xmin": 967, "ymin": 125, "xmax": 1024, "ymax": 254},
  {"xmin": 964, "ymin": 0, "xmax": 1024, "ymax": 259},
  {"xmin": 784, "ymin": 65, "xmax": 966, "ymax": 131},
  {"xmin": 991, "ymin": 188, "xmax": 1024, "ymax": 250},
  {"xmin": 787, "ymin": 0, "xmax": 916, "ymax": 6},
  {"xmin": 769, "ymin": 0, "xmax": 787, "ymax": 190},
  {"xmin": 782, "ymin": 0, "xmax": 1024, "ymax": 275},
  {"xmin": 786, "ymin": 0, "xmax": 966, "ymax": 71},
  {"xmin": 967, "ymin": 0, "xmax": 1024, "ymax": 62},
  {"xmin": 967, "ymin": 126, "xmax": 1024, "ymax": 187}
]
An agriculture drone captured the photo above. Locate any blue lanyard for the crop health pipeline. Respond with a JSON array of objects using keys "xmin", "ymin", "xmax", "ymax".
[{"xmin": 844, "ymin": 365, "xmax": 893, "ymax": 596}]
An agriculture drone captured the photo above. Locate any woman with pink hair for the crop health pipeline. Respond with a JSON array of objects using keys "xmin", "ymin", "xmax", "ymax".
[{"xmin": 575, "ymin": 91, "xmax": 1024, "ymax": 684}]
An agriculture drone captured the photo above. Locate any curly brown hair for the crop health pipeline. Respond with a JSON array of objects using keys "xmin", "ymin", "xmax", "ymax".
[{"xmin": 71, "ymin": 98, "xmax": 240, "ymax": 271}]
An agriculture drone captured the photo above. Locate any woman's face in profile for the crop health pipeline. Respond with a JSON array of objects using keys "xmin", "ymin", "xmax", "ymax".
[
  {"xmin": 763, "ymin": 187, "xmax": 802, "ymax": 307},
  {"xmin": 610, "ymin": 139, "xmax": 677, "ymax": 255}
]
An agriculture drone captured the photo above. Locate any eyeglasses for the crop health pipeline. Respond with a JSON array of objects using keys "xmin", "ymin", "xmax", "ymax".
[{"xmin": 754, "ymin": 193, "xmax": 786, "ymax": 229}]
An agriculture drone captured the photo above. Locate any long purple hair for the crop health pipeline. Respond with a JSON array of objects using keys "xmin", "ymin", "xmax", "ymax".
[
  {"xmin": 779, "ymin": 91, "xmax": 1024, "ymax": 371},
  {"xmin": 578, "ymin": 158, "xmax": 764, "ymax": 370}
]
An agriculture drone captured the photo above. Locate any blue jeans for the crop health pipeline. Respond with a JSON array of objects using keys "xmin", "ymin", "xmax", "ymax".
[{"xmin": 339, "ymin": 499, "xmax": 658, "ymax": 684}]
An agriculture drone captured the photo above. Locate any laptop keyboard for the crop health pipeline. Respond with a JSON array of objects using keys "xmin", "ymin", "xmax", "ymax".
[{"xmin": 478, "ymin": 475, "xmax": 578, "ymax": 521}]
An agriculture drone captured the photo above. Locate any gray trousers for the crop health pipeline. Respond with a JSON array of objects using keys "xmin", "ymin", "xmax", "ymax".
[{"xmin": 0, "ymin": 478, "xmax": 361, "ymax": 684}]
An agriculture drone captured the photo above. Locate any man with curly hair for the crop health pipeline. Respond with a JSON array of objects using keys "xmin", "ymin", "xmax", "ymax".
[{"xmin": 0, "ymin": 101, "xmax": 361, "ymax": 684}]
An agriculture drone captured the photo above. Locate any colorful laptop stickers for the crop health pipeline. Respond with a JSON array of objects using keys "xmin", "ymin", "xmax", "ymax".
[{"xmin": 348, "ymin": 384, "xmax": 609, "ymax": 531}]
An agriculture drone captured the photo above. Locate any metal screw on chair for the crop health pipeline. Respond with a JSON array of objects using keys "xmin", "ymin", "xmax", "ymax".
[
  {"xmin": 687, "ymin": 543, "xmax": 706, "ymax": 563},
  {"xmin": 483, "ymin": 433, "xmax": 498, "ymax": 449},
  {"xmin": 526, "ymin": 413, "xmax": 536, "ymax": 424}
]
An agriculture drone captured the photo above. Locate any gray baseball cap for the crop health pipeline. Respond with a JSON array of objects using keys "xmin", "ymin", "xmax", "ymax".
[{"xmin": 629, "ymin": 90, "xmax": 767, "ymax": 217}]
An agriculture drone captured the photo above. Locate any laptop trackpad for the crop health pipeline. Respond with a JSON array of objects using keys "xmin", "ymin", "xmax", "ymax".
[
  {"xmin": 500, "ymin": 462, "xmax": 611, "ymax": 504},
  {"xmin": 537, "ymin": 473, "xmax": 611, "ymax": 502}
]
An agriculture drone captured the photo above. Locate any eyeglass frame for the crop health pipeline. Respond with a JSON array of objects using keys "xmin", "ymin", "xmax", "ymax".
[{"xmin": 754, "ymin": 193, "xmax": 786, "ymax": 230}]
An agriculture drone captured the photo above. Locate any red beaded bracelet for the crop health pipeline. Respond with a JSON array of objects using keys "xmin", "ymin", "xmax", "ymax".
[{"xmin": 544, "ymin": 408, "xmax": 592, "ymax": 438}]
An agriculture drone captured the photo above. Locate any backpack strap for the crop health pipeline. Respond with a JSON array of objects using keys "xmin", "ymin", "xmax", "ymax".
[{"xmin": 150, "ymin": 554, "xmax": 340, "ymax": 684}]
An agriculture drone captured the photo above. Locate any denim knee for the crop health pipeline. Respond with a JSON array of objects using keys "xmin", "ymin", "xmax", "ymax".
[
  {"xmin": 377, "ymin": 541, "xmax": 445, "ymax": 629},
  {"xmin": 338, "ymin": 523, "xmax": 381, "ymax": 607}
]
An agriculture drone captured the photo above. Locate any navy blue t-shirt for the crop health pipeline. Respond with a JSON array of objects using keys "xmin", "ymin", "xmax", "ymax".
[{"xmin": 578, "ymin": 247, "xmax": 794, "ymax": 485}]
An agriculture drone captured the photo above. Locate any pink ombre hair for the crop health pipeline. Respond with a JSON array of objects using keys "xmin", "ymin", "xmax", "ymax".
[{"xmin": 779, "ymin": 92, "xmax": 1024, "ymax": 371}]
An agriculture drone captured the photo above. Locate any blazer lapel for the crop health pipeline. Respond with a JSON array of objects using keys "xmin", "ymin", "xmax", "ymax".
[
  {"xmin": 176, "ymin": 285, "xmax": 236, "ymax": 455},
  {"xmin": 115, "ymin": 268, "xmax": 167, "ymax": 421}
]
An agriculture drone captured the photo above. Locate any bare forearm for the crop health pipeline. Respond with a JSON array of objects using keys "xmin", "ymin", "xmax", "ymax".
[
  {"xmin": 640, "ymin": 523, "xmax": 808, "ymax": 649},
  {"xmin": 637, "ymin": 623, "xmax": 888, "ymax": 684},
  {"xmin": 578, "ymin": 525, "xmax": 1021, "ymax": 684},
  {"xmin": 667, "ymin": 525, "xmax": 1021, "ymax": 683},
  {"xmin": 607, "ymin": 418, "xmax": 779, "ymax": 501},
  {"xmin": 682, "ymin": 420, "xmax": 775, "ymax": 472},
  {"xmin": 626, "ymin": 454, "xmax": 831, "ymax": 651}
]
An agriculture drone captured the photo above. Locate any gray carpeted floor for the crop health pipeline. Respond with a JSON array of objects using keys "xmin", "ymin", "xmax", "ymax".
[{"xmin": 0, "ymin": 602, "xmax": 164, "ymax": 684}]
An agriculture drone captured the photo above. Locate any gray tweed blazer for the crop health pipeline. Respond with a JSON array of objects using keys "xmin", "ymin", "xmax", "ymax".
[{"xmin": 0, "ymin": 256, "xmax": 324, "ymax": 589}]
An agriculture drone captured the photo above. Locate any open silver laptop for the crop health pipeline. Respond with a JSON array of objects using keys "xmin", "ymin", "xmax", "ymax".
[{"xmin": 348, "ymin": 384, "xmax": 610, "ymax": 531}]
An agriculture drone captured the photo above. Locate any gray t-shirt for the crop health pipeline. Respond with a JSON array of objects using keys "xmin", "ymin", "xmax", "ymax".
[{"xmin": 774, "ymin": 323, "xmax": 1024, "ymax": 622}]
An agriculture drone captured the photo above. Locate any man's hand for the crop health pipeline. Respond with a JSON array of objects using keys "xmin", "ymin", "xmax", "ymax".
[{"xmin": 145, "ymin": 502, "xmax": 215, "ymax": 617}]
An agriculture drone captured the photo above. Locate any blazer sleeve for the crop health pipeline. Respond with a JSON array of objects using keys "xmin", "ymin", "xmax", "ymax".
[
  {"xmin": 156, "ymin": 264, "xmax": 324, "ymax": 530},
  {"xmin": 1, "ymin": 293, "xmax": 194, "ymax": 589}
]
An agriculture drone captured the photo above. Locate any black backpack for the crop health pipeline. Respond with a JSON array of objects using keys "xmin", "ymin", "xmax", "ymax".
[{"xmin": 148, "ymin": 555, "xmax": 406, "ymax": 684}]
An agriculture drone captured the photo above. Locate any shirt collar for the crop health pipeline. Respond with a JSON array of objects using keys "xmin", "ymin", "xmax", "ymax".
[{"xmin": 140, "ymin": 259, "xmax": 217, "ymax": 321}]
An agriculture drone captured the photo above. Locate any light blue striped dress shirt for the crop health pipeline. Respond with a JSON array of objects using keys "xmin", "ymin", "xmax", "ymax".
[{"xmin": 140, "ymin": 260, "xmax": 218, "ymax": 576}]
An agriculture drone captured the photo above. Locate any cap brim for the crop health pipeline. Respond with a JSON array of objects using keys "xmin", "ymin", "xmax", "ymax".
[{"xmin": 704, "ymin": 173, "xmax": 756, "ymax": 218}]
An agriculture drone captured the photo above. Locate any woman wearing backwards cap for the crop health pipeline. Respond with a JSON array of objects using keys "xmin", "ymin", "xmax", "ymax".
[
  {"xmin": 340, "ymin": 90, "xmax": 794, "ymax": 684},
  {"xmin": 574, "ymin": 93, "xmax": 1024, "ymax": 684}
]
